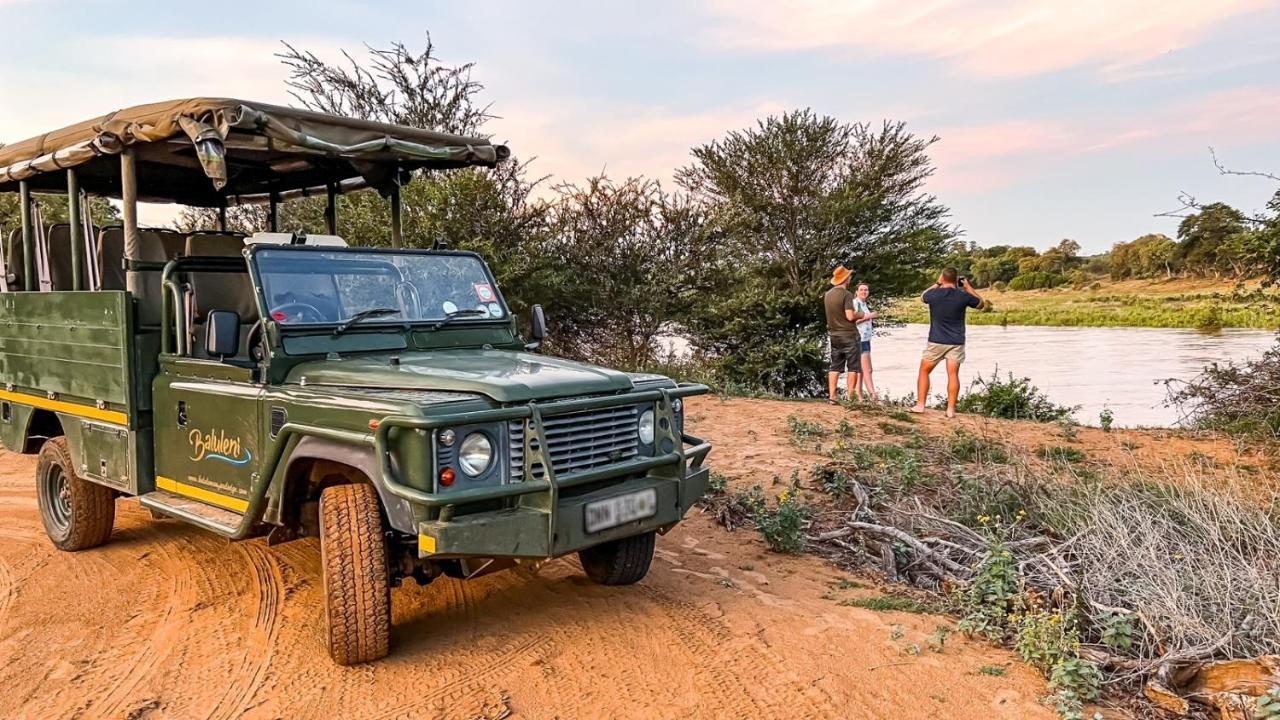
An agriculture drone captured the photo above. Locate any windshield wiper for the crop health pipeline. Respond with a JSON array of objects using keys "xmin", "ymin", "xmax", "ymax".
[
  {"xmin": 426, "ymin": 308, "xmax": 487, "ymax": 332},
  {"xmin": 332, "ymin": 307, "xmax": 401, "ymax": 336}
]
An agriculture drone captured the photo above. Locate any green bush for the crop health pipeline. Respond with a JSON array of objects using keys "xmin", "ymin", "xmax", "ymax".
[
  {"xmin": 1258, "ymin": 688, "xmax": 1280, "ymax": 720},
  {"xmin": 956, "ymin": 371, "xmax": 1077, "ymax": 423},
  {"xmin": 1008, "ymin": 271, "xmax": 1066, "ymax": 290},
  {"xmin": 756, "ymin": 488, "xmax": 811, "ymax": 554}
]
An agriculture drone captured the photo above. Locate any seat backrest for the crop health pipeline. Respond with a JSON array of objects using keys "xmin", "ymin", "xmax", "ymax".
[
  {"xmin": 5, "ymin": 229, "xmax": 23, "ymax": 291},
  {"xmin": 135, "ymin": 231, "xmax": 169, "ymax": 325},
  {"xmin": 184, "ymin": 233, "xmax": 257, "ymax": 323},
  {"xmin": 156, "ymin": 230, "xmax": 186, "ymax": 259},
  {"xmin": 46, "ymin": 224, "xmax": 74, "ymax": 291},
  {"xmin": 97, "ymin": 227, "xmax": 126, "ymax": 291}
]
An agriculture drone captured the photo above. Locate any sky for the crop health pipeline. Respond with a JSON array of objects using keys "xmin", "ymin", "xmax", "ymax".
[{"xmin": 1, "ymin": 0, "xmax": 1278, "ymax": 253}]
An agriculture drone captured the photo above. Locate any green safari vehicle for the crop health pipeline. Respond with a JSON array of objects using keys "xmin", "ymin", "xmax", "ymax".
[{"xmin": 0, "ymin": 98, "xmax": 711, "ymax": 664}]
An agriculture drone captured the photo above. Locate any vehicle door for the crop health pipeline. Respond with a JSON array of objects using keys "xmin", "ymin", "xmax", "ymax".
[{"xmin": 151, "ymin": 265, "xmax": 264, "ymax": 513}]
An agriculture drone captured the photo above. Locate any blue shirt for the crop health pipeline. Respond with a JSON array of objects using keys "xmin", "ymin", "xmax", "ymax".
[{"xmin": 923, "ymin": 287, "xmax": 980, "ymax": 345}]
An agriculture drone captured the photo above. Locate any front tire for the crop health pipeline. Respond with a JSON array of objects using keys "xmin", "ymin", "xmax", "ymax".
[
  {"xmin": 578, "ymin": 531, "xmax": 656, "ymax": 585},
  {"xmin": 319, "ymin": 483, "xmax": 391, "ymax": 665},
  {"xmin": 36, "ymin": 437, "xmax": 115, "ymax": 551}
]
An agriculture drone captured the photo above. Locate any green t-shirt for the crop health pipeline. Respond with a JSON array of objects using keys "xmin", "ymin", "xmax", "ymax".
[{"xmin": 824, "ymin": 286, "xmax": 857, "ymax": 334}]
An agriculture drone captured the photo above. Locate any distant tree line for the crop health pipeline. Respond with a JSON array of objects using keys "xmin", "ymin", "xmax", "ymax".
[{"xmin": 942, "ymin": 191, "xmax": 1280, "ymax": 291}]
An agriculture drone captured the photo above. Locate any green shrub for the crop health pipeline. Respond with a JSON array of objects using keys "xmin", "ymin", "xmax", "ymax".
[
  {"xmin": 787, "ymin": 415, "xmax": 828, "ymax": 440},
  {"xmin": 756, "ymin": 488, "xmax": 811, "ymax": 554},
  {"xmin": 958, "ymin": 540, "xmax": 1021, "ymax": 641},
  {"xmin": 947, "ymin": 429, "xmax": 1009, "ymax": 463},
  {"xmin": 1008, "ymin": 271, "xmax": 1066, "ymax": 290},
  {"xmin": 1098, "ymin": 406, "xmax": 1114, "ymax": 432},
  {"xmin": 1258, "ymin": 688, "xmax": 1280, "ymax": 720},
  {"xmin": 956, "ymin": 371, "xmax": 1077, "ymax": 423},
  {"xmin": 841, "ymin": 594, "xmax": 937, "ymax": 614},
  {"xmin": 1038, "ymin": 446, "xmax": 1086, "ymax": 463}
]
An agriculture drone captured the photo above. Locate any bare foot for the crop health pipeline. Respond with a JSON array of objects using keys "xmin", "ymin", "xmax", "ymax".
[
  {"xmin": 909, "ymin": 406, "xmax": 926, "ymax": 414},
  {"xmin": 945, "ymin": 410, "xmax": 956, "ymax": 419},
  {"xmin": 827, "ymin": 398, "xmax": 839, "ymax": 406}
]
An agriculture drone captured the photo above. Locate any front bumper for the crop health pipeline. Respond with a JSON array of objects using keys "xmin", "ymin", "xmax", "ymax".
[
  {"xmin": 417, "ymin": 436, "xmax": 710, "ymax": 558},
  {"xmin": 370, "ymin": 384, "xmax": 712, "ymax": 559}
]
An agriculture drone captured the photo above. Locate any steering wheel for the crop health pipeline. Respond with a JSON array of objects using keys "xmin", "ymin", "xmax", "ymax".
[{"xmin": 270, "ymin": 302, "xmax": 326, "ymax": 324}]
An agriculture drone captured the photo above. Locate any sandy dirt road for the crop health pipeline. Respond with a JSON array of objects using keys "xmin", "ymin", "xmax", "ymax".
[{"xmin": 0, "ymin": 399, "xmax": 1061, "ymax": 720}]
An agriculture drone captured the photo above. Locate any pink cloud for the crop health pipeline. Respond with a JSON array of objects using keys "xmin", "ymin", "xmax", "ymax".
[
  {"xmin": 926, "ymin": 86, "xmax": 1280, "ymax": 194},
  {"xmin": 489, "ymin": 100, "xmax": 789, "ymax": 193},
  {"xmin": 700, "ymin": 0, "xmax": 1268, "ymax": 78}
]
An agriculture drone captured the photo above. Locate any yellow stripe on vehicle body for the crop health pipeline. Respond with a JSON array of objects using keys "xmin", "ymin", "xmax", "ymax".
[
  {"xmin": 0, "ymin": 389, "xmax": 128, "ymax": 425},
  {"xmin": 155, "ymin": 476, "xmax": 249, "ymax": 513}
]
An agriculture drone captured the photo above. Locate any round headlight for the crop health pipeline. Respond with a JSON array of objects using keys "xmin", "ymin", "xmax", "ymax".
[
  {"xmin": 638, "ymin": 409, "xmax": 656, "ymax": 445},
  {"xmin": 458, "ymin": 432, "xmax": 493, "ymax": 476}
]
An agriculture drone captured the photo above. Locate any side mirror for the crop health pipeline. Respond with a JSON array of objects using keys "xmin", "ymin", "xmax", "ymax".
[
  {"xmin": 526, "ymin": 304, "xmax": 546, "ymax": 352},
  {"xmin": 206, "ymin": 310, "xmax": 241, "ymax": 359}
]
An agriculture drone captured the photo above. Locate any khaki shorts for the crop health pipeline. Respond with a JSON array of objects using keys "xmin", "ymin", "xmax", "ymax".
[{"xmin": 923, "ymin": 342, "xmax": 965, "ymax": 364}]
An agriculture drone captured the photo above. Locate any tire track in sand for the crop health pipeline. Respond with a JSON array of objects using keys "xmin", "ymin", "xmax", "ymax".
[
  {"xmin": 206, "ymin": 543, "xmax": 285, "ymax": 720},
  {"xmin": 364, "ymin": 578, "xmax": 554, "ymax": 720},
  {"xmin": 639, "ymin": 584, "xmax": 837, "ymax": 717},
  {"xmin": 87, "ymin": 530, "xmax": 196, "ymax": 719},
  {"xmin": 0, "ymin": 558, "xmax": 13, "ymax": 625}
]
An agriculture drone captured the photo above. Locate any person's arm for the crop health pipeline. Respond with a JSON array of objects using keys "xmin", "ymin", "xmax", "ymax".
[
  {"xmin": 843, "ymin": 293, "xmax": 863, "ymax": 322},
  {"xmin": 855, "ymin": 301, "xmax": 878, "ymax": 324},
  {"xmin": 960, "ymin": 278, "xmax": 987, "ymax": 310}
]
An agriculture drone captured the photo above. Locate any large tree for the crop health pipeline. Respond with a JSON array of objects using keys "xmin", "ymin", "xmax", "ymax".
[
  {"xmin": 1177, "ymin": 202, "xmax": 1247, "ymax": 277},
  {"xmin": 675, "ymin": 110, "xmax": 956, "ymax": 395}
]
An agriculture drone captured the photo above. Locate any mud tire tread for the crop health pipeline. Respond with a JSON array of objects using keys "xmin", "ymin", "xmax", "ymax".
[
  {"xmin": 319, "ymin": 483, "xmax": 391, "ymax": 665},
  {"xmin": 578, "ymin": 531, "xmax": 656, "ymax": 585},
  {"xmin": 36, "ymin": 437, "xmax": 115, "ymax": 551}
]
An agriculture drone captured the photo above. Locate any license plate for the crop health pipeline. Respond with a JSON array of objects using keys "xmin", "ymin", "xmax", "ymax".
[{"xmin": 584, "ymin": 488, "xmax": 658, "ymax": 534}]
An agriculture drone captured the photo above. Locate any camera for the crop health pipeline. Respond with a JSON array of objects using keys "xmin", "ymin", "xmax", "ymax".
[{"xmin": 958, "ymin": 276, "xmax": 968, "ymax": 286}]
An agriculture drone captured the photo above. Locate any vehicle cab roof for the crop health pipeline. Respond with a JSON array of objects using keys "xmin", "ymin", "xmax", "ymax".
[{"xmin": 0, "ymin": 97, "xmax": 510, "ymax": 205}]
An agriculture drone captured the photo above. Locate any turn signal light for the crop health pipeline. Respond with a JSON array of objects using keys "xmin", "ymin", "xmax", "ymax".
[
  {"xmin": 368, "ymin": 418, "xmax": 381, "ymax": 430},
  {"xmin": 439, "ymin": 467, "xmax": 456, "ymax": 487}
]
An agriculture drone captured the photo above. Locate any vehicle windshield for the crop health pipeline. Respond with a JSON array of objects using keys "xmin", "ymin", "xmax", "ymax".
[{"xmin": 253, "ymin": 248, "xmax": 507, "ymax": 326}]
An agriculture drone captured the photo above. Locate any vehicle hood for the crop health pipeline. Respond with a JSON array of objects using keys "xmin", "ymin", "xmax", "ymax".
[{"xmin": 286, "ymin": 349, "xmax": 635, "ymax": 403}]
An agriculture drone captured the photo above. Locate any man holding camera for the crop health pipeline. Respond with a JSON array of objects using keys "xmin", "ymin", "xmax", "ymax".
[{"xmin": 911, "ymin": 267, "xmax": 986, "ymax": 418}]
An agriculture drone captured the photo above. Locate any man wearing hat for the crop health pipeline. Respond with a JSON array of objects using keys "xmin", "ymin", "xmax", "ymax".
[{"xmin": 824, "ymin": 265, "xmax": 869, "ymax": 404}]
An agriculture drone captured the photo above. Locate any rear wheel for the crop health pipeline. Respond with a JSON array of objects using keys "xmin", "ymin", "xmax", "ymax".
[
  {"xmin": 578, "ymin": 531, "xmax": 656, "ymax": 585},
  {"xmin": 36, "ymin": 437, "xmax": 115, "ymax": 551},
  {"xmin": 319, "ymin": 483, "xmax": 391, "ymax": 665}
]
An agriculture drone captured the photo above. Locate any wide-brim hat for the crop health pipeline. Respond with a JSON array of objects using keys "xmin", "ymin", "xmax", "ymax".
[{"xmin": 830, "ymin": 265, "xmax": 851, "ymax": 286}]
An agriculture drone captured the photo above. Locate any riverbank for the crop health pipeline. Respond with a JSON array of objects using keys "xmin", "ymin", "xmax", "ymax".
[
  {"xmin": 889, "ymin": 277, "xmax": 1280, "ymax": 330},
  {"xmin": 691, "ymin": 395, "xmax": 1278, "ymax": 719}
]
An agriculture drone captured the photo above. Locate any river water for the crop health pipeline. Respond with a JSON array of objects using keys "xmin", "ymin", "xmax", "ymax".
[{"xmin": 862, "ymin": 324, "xmax": 1275, "ymax": 427}]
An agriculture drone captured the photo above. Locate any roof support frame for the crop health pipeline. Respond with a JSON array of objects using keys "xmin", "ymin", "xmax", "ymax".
[
  {"xmin": 121, "ymin": 149, "xmax": 140, "ymax": 295},
  {"xmin": 18, "ymin": 181, "xmax": 33, "ymax": 290},
  {"xmin": 67, "ymin": 169, "xmax": 84, "ymax": 291}
]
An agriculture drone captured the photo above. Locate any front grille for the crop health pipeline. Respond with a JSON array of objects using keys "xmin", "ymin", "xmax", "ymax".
[{"xmin": 509, "ymin": 405, "xmax": 641, "ymax": 481}]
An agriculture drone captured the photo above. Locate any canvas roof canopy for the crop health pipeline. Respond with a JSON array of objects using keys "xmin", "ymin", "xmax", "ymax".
[{"xmin": 0, "ymin": 98, "xmax": 510, "ymax": 206}]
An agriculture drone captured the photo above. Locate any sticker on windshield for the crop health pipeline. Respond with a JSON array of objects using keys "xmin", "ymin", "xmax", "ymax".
[
  {"xmin": 486, "ymin": 302, "xmax": 502, "ymax": 318},
  {"xmin": 442, "ymin": 300, "xmax": 458, "ymax": 314},
  {"xmin": 473, "ymin": 283, "xmax": 496, "ymax": 302}
]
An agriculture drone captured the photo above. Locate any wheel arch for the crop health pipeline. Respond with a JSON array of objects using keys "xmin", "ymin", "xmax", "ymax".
[
  {"xmin": 275, "ymin": 436, "xmax": 416, "ymax": 535},
  {"xmin": 14, "ymin": 408, "xmax": 65, "ymax": 454}
]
